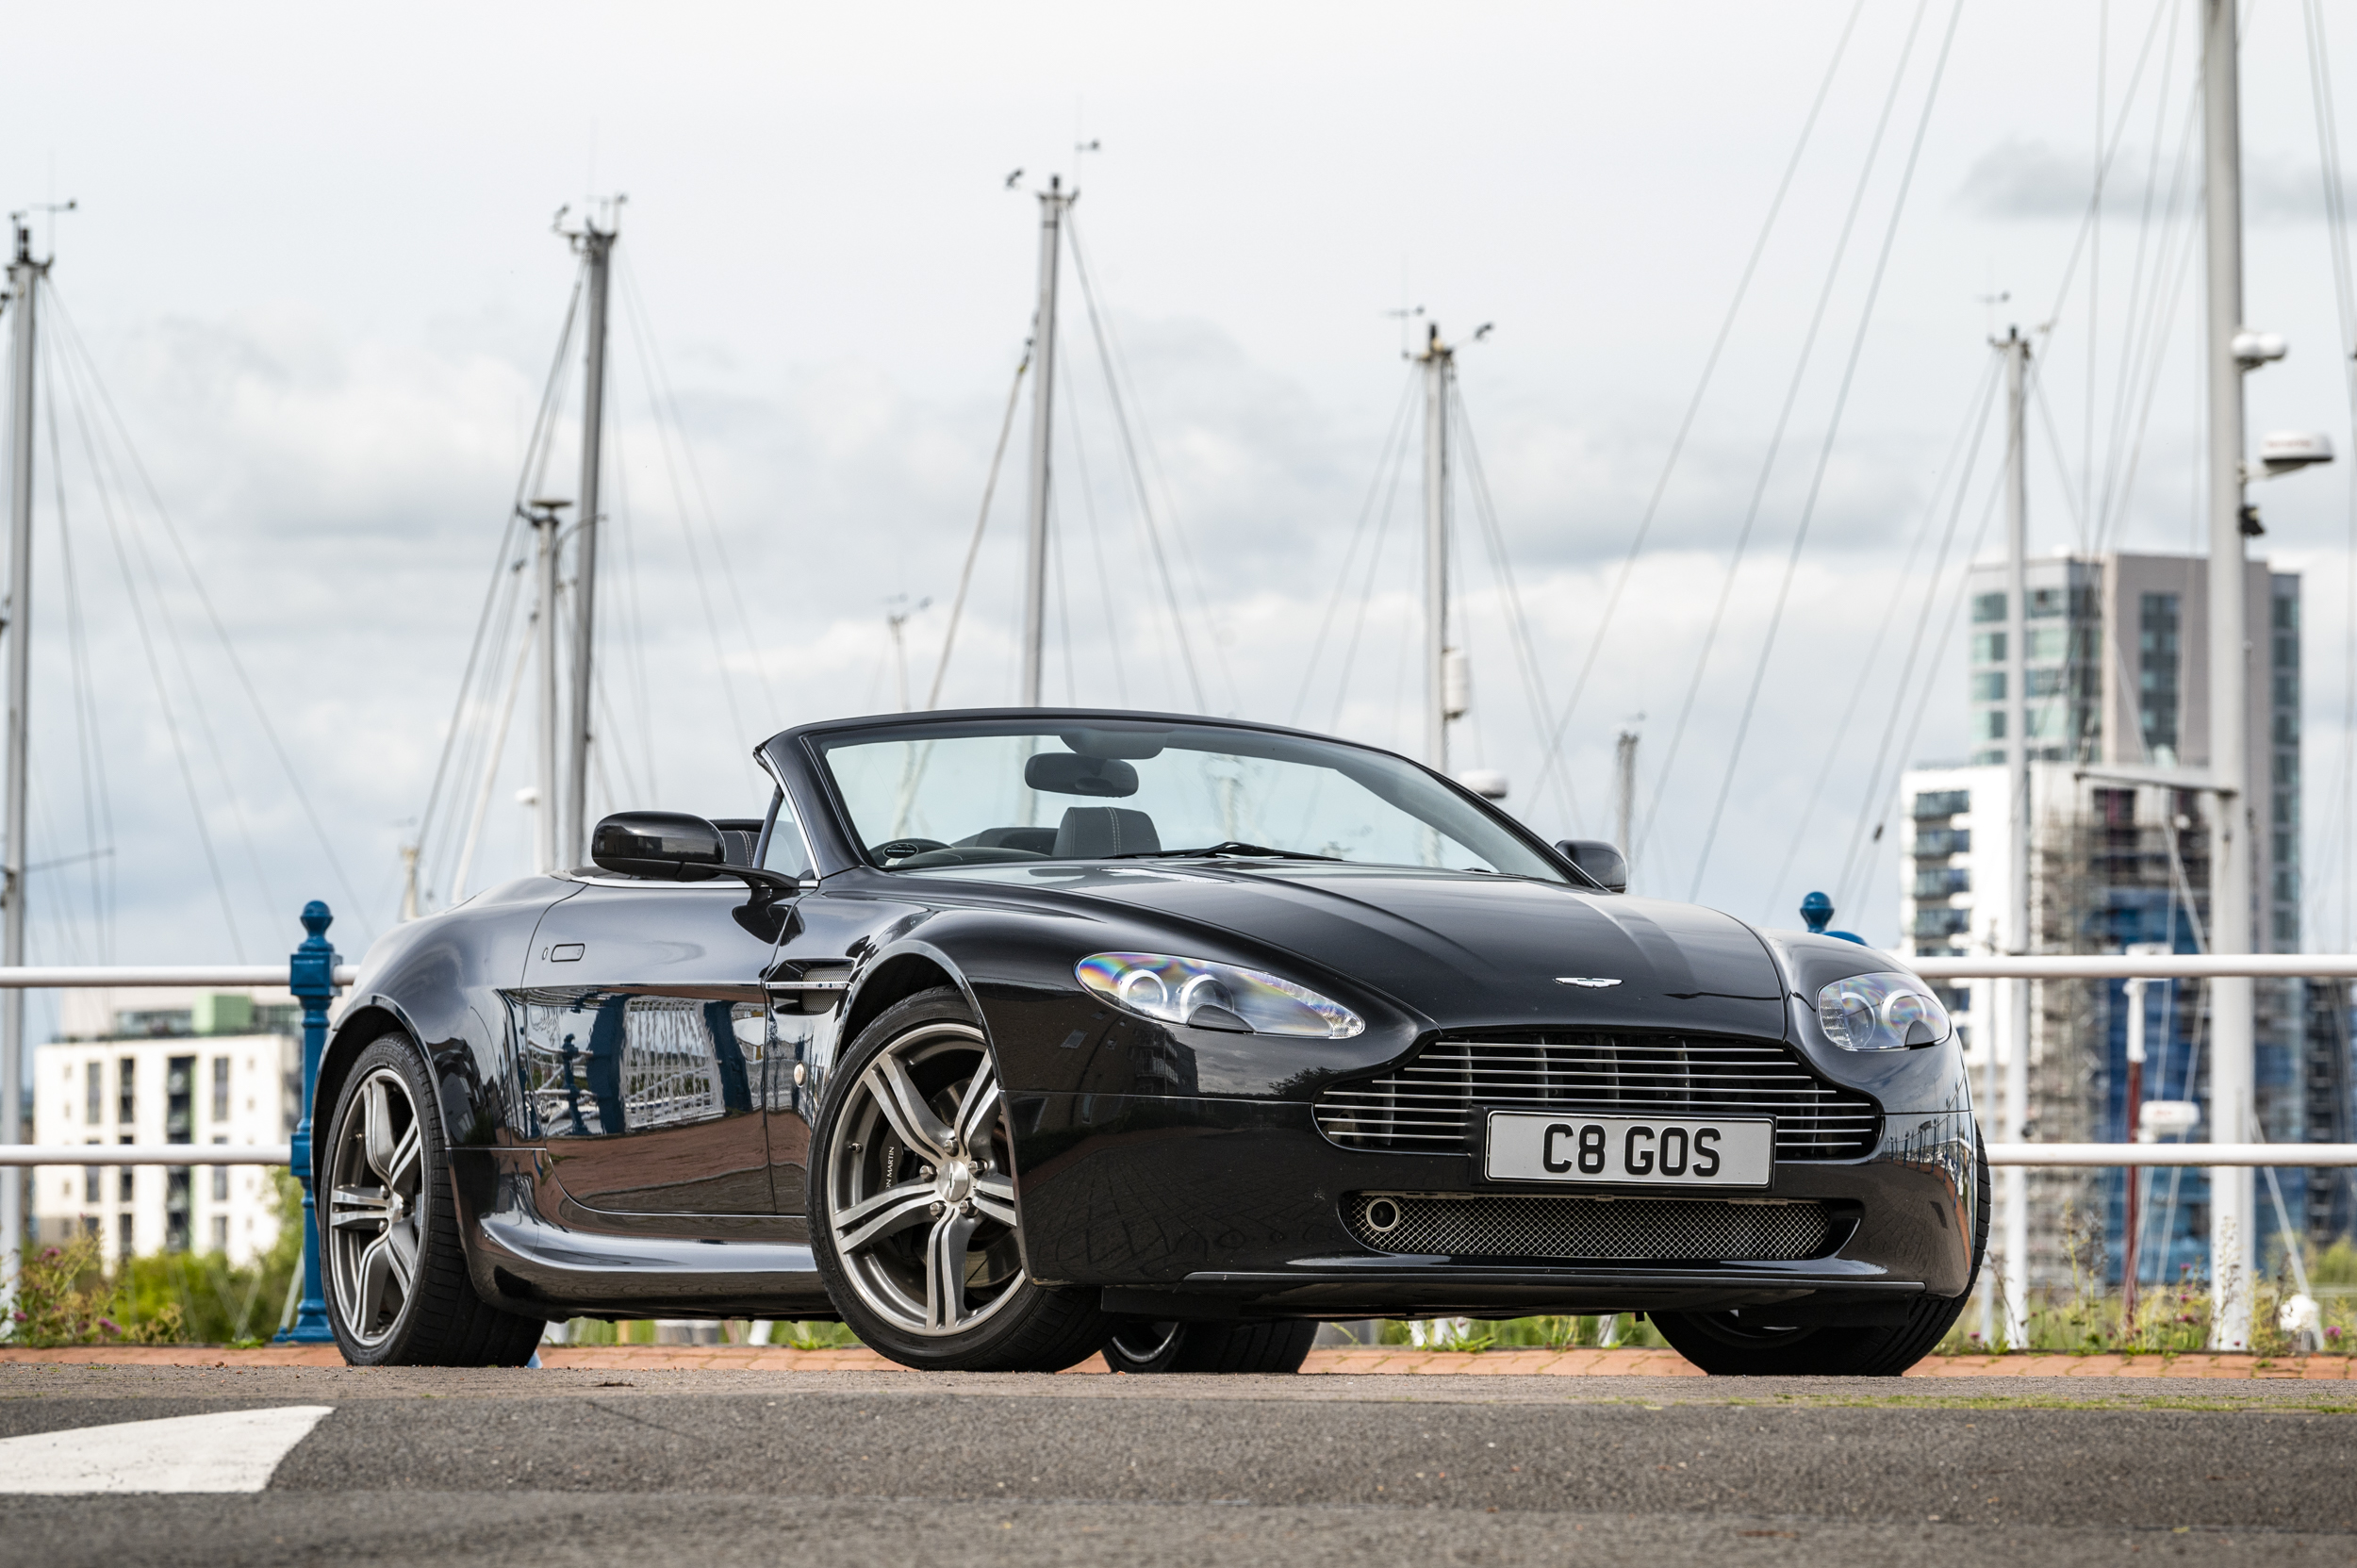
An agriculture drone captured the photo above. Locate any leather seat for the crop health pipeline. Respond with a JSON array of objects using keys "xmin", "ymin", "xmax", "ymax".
[{"xmin": 1052, "ymin": 807, "xmax": 1162, "ymax": 859}]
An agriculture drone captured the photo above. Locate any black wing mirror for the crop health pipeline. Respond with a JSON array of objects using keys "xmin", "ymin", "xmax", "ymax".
[
  {"xmin": 1556, "ymin": 839, "xmax": 1627, "ymax": 894},
  {"xmin": 591, "ymin": 812, "xmax": 730, "ymax": 881}
]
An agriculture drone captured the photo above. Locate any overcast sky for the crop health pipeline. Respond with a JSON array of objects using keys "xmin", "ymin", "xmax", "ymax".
[{"xmin": 4, "ymin": 0, "xmax": 2356, "ymax": 1001}]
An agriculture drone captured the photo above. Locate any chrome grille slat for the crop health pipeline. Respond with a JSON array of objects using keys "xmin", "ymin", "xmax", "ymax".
[{"xmin": 1313, "ymin": 1032, "xmax": 1880, "ymax": 1161}]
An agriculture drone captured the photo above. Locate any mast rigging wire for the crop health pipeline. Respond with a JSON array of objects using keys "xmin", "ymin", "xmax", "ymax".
[
  {"xmin": 926, "ymin": 348, "xmax": 1030, "ymax": 710},
  {"xmin": 1057, "ymin": 334, "xmax": 1132, "ymax": 704},
  {"xmin": 1760, "ymin": 354, "xmax": 1999, "ymax": 916},
  {"xmin": 1636, "ymin": 0, "xmax": 1940, "ymax": 886},
  {"xmin": 1527, "ymin": 0, "xmax": 1869, "ymax": 812},
  {"xmin": 1063, "ymin": 214, "xmax": 1222, "ymax": 712},
  {"xmin": 1292, "ymin": 366, "xmax": 1419, "ymax": 727}
]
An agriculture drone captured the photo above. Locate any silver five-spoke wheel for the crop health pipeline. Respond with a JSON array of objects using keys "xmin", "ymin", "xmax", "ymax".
[
  {"xmin": 823, "ymin": 1018, "xmax": 1023, "ymax": 1337},
  {"xmin": 327, "ymin": 1065, "xmax": 425, "ymax": 1349}
]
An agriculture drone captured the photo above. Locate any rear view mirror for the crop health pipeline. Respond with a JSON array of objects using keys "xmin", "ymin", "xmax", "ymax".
[
  {"xmin": 1025, "ymin": 752, "xmax": 1140, "ymax": 798},
  {"xmin": 1556, "ymin": 839, "xmax": 1627, "ymax": 894},
  {"xmin": 591, "ymin": 812, "xmax": 729, "ymax": 881}
]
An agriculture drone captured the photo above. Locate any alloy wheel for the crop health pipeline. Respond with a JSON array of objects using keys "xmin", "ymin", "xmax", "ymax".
[
  {"xmin": 824, "ymin": 1020, "xmax": 1023, "ymax": 1336},
  {"xmin": 326, "ymin": 1066, "xmax": 426, "ymax": 1348}
]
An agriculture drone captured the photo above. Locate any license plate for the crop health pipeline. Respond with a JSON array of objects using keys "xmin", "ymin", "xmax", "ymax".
[{"xmin": 1484, "ymin": 1111, "xmax": 1772, "ymax": 1189}]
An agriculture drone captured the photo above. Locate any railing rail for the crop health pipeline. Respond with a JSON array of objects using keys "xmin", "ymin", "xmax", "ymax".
[
  {"xmin": 1909, "ymin": 953, "xmax": 2357, "ymax": 979},
  {"xmin": 0, "ymin": 965, "xmax": 358, "ymax": 988},
  {"xmin": 1986, "ymin": 1143, "xmax": 2357, "ymax": 1165},
  {"xmin": 0, "ymin": 1145, "xmax": 291, "ymax": 1165}
]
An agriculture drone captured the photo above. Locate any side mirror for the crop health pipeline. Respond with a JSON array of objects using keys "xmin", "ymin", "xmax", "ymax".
[
  {"xmin": 1556, "ymin": 839, "xmax": 1627, "ymax": 894},
  {"xmin": 591, "ymin": 812, "xmax": 728, "ymax": 881}
]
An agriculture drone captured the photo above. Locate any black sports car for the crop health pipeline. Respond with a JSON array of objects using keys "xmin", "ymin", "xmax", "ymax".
[{"xmin": 318, "ymin": 708, "xmax": 1985, "ymax": 1377}]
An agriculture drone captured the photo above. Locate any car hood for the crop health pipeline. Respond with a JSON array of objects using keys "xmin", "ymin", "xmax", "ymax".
[{"xmin": 946, "ymin": 861, "xmax": 1789, "ymax": 1039}]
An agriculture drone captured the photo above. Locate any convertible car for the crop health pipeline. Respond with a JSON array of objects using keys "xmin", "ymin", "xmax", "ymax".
[{"xmin": 318, "ymin": 708, "xmax": 1985, "ymax": 1377}]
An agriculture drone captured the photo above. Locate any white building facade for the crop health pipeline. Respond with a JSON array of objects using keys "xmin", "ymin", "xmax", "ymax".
[{"xmin": 29, "ymin": 988, "xmax": 300, "ymax": 1266}]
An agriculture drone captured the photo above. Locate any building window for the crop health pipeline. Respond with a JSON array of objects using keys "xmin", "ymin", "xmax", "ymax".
[
  {"xmin": 1970, "ymin": 671, "xmax": 2005, "ymax": 701},
  {"xmin": 211, "ymin": 1057, "xmax": 229, "ymax": 1124},
  {"xmin": 1911, "ymin": 908, "xmax": 1972, "ymax": 939},
  {"xmin": 1972, "ymin": 591, "xmax": 2006, "ymax": 623},
  {"xmin": 1912, "ymin": 867, "xmax": 1970, "ymax": 898},
  {"xmin": 211, "ymin": 1136, "xmax": 229, "ymax": 1201},
  {"xmin": 211, "ymin": 1215, "xmax": 229, "ymax": 1254},
  {"xmin": 85, "ymin": 1062, "xmax": 101, "ymax": 1126},
  {"xmin": 1913, "ymin": 790, "xmax": 1970, "ymax": 819},
  {"xmin": 165, "ymin": 1167, "xmax": 190, "ymax": 1254},
  {"xmin": 2025, "ymin": 668, "xmax": 2064, "ymax": 697},
  {"xmin": 119, "ymin": 1133, "xmax": 135, "ymax": 1202},
  {"xmin": 2026, "ymin": 626, "xmax": 2069, "ymax": 662},
  {"xmin": 1973, "ymin": 709, "xmax": 2006, "ymax": 741},
  {"xmin": 167, "ymin": 1055, "xmax": 194, "ymax": 1144},
  {"xmin": 2028, "ymin": 586, "xmax": 2068, "ymax": 618},
  {"xmin": 2139, "ymin": 592, "xmax": 2181, "ymax": 758},
  {"xmin": 1915, "ymin": 826, "xmax": 1970, "ymax": 857},
  {"xmin": 83, "ymin": 1162, "xmax": 100, "ymax": 1203},
  {"xmin": 118, "ymin": 1058, "xmax": 136, "ymax": 1126},
  {"xmin": 1972, "ymin": 631, "xmax": 2006, "ymax": 665}
]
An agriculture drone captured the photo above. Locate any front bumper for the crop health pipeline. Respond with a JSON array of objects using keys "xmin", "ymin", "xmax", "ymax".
[{"xmin": 1006, "ymin": 1093, "xmax": 1976, "ymax": 1317}]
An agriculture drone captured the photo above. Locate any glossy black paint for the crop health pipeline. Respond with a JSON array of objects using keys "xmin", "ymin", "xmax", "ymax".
[{"xmin": 321, "ymin": 706, "xmax": 1976, "ymax": 1325}]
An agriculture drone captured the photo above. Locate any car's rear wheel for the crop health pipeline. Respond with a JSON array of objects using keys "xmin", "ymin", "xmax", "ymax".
[
  {"xmin": 1652, "ymin": 1132, "xmax": 1992, "ymax": 1376},
  {"xmin": 322, "ymin": 1033, "xmax": 542, "ymax": 1366},
  {"xmin": 809, "ymin": 987, "xmax": 1111, "ymax": 1372},
  {"xmin": 1102, "ymin": 1318, "xmax": 1317, "ymax": 1374}
]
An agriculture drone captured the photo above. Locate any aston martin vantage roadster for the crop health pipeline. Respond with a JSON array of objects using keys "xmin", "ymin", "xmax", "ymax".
[{"xmin": 318, "ymin": 708, "xmax": 1985, "ymax": 1376}]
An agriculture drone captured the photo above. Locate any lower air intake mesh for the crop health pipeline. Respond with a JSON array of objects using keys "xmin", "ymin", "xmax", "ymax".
[{"xmin": 1344, "ymin": 1192, "xmax": 1839, "ymax": 1262}]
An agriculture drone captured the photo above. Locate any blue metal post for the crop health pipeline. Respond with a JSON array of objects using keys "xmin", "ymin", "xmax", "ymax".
[{"xmin": 280, "ymin": 900, "xmax": 337, "ymax": 1344}]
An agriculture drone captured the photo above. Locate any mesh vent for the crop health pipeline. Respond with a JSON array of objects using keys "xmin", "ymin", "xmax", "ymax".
[
  {"xmin": 1345, "ymin": 1192, "xmax": 1839, "ymax": 1262},
  {"xmin": 1314, "ymin": 1032, "xmax": 1879, "ymax": 1160}
]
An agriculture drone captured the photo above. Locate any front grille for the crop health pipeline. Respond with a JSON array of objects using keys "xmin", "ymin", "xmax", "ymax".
[
  {"xmin": 1344, "ymin": 1191, "xmax": 1839, "ymax": 1262},
  {"xmin": 1313, "ymin": 1032, "xmax": 1880, "ymax": 1160}
]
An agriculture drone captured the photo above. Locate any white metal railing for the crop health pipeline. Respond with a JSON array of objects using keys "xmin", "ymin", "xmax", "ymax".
[
  {"xmin": 1909, "ymin": 952, "xmax": 2357, "ymax": 980},
  {"xmin": 0, "ymin": 965, "xmax": 358, "ymax": 988},
  {"xmin": 0, "ymin": 1145, "xmax": 290, "ymax": 1165},
  {"xmin": 1986, "ymin": 1144, "xmax": 2357, "ymax": 1165}
]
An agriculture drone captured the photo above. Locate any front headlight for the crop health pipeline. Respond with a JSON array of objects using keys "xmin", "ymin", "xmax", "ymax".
[
  {"xmin": 1816, "ymin": 970, "xmax": 1952, "ymax": 1050},
  {"xmin": 1077, "ymin": 952, "xmax": 1365, "ymax": 1038}
]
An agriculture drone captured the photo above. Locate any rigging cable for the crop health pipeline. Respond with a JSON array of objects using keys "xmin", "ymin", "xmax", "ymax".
[
  {"xmin": 1057, "ymin": 333, "xmax": 1132, "ymax": 704},
  {"xmin": 1650, "ymin": 0, "xmax": 1942, "ymax": 886},
  {"xmin": 41, "ymin": 367, "xmax": 113, "ymax": 962},
  {"xmin": 1291, "ymin": 364, "xmax": 1419, "ymax": 726},
  {"xmin": 926, "ymin": 347, "xmax": 1030, "ymax": 709},
  {"xmin": 1526, "ymin": 0, "xmax": 1869, "ymax": 811},
  {"xmin": 617, "ymin": 255, "xmax": 782, "ymax": 725},
  {"xmin": 1762, "ymin": 353, "xmax": 1999, "ymax": 916},
  {"xmin": 42, "ymin": 332, "xmax": 243, "ymax": 954},
  {"xmin": 1326, "ymin": 405, "xmax": 1418, "ymax": 734},
  {"xmin": 1452, "ymin": 379, "xmax": 1588, "ymax": 832},
  {"xmin": 417, "ymin": 272, "xmax": 581, "ymax": 901},
  {"xmin": 1063, "ymin": 214, "xmax": 1219, "ymax": 711}
]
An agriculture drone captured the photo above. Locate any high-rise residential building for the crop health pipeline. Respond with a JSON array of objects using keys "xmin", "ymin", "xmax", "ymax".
[
  {"xmin": 28, "ymin": 988, "xmax": 299, "ymax": 1265},
  {"xmin": 1899, "ymin": 549, "xmax": 2330, "ymax": 1300}
]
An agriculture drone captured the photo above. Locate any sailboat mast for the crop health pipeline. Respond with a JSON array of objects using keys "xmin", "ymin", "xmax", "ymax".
[
  {"xmin": 1020, "ymin": 176, "xmax": 1069, "ymax": 707},
  {"xmin": 531, "ymin": 502, "xmax": 565, "ymax": 875},
  {"xmin": 1419, "ymin": 325, "xmax": 1454, "ymax": 772},
  {"xmin": 0, "ymin": 217, "xmax": 45, "ymax": 1280},
  {"xmin": 2200, "ymin": 0, "xmax": 2256, "ymax": 1350},
  {"xmin": 566, "ymin": 216, "xmax": 616, "ymax": 866}
]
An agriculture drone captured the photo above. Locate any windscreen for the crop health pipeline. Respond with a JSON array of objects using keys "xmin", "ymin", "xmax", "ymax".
[{"xmin": 812, "ymin": 720, "xmax": 1563, "ymax": 880}]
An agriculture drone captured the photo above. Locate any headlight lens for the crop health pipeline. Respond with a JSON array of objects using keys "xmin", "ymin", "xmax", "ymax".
[
  {"xmin": 1077, "ymin": 952, "xmax": 1365, "ymax": 1038},
  {"xmin": 1816, "ymin": 971, "xmax": 1952, "ymax": 1050}
]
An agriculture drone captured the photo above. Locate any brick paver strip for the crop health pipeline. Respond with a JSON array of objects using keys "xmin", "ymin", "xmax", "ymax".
[{"xmin": 0, "ymin": 1344, "xmax": 2344, "ymax": 1378}]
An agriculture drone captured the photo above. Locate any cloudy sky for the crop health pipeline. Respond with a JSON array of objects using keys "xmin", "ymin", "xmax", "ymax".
[{"xmin": 4, "ymin": 0, "xmax": 2355, "ymax": 1001}]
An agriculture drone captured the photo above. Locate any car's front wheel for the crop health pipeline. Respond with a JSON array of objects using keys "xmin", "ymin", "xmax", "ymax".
[
  {"xmin": 809, "ymin": 987, "xmax": 1111, "ymax": 1372},
  {"xmin": 1101, "ymin": 1318, "xmax": 1317, "ymax": 1374},
  {"xmin": 1651, "ymin": 1132, "xmax": 1991, "ymax": 1376},
  {"xmin": 321, "ymin": 1033, "xmax": 543, "ymax": 1366}
]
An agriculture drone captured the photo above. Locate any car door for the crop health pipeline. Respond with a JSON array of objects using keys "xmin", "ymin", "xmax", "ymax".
[
  {"xmin": 514, "ymin": 880, "xmax": 779, "ymax": 1222},
  {"xmin": 752, "ymin": 789, "xmax": 915, "ymax": 1217}
]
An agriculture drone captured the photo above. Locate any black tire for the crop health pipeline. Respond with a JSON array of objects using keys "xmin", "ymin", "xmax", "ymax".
[
  {"xmin": 1653, "ymin": 1133, "xmax": 1992, "ymax": 1377},
  {"xmin": 1102, "ymin": 1318, "xmax": 1317, "ymax": 1375},
  {"xmin": 808, "ymin": 987, "xmax": 1111, "ymax": 1372},
  {"xmin": 321, "ymin": 1033, "xmax": 543, "ymax": 1367}
]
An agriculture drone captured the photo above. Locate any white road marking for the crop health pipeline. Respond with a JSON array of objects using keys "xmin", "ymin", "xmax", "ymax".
[{"xmin": 0, "ymin": 1405, "xmax": 335, "ymax": 1494}]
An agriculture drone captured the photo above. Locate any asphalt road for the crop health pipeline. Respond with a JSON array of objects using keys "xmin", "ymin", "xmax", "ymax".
[{"xmin": 1, "ymin": 1366, "xmax": 2353, "ymax": 1566}]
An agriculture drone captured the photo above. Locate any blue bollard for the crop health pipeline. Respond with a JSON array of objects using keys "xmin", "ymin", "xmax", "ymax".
[
  {"xmin": 1799, "ymin": 890, "xmax": 1868, "ymax": 946},
  {"xmin": 279, "ymin": 900, "xmax": 338, "ymax": 1344}
]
